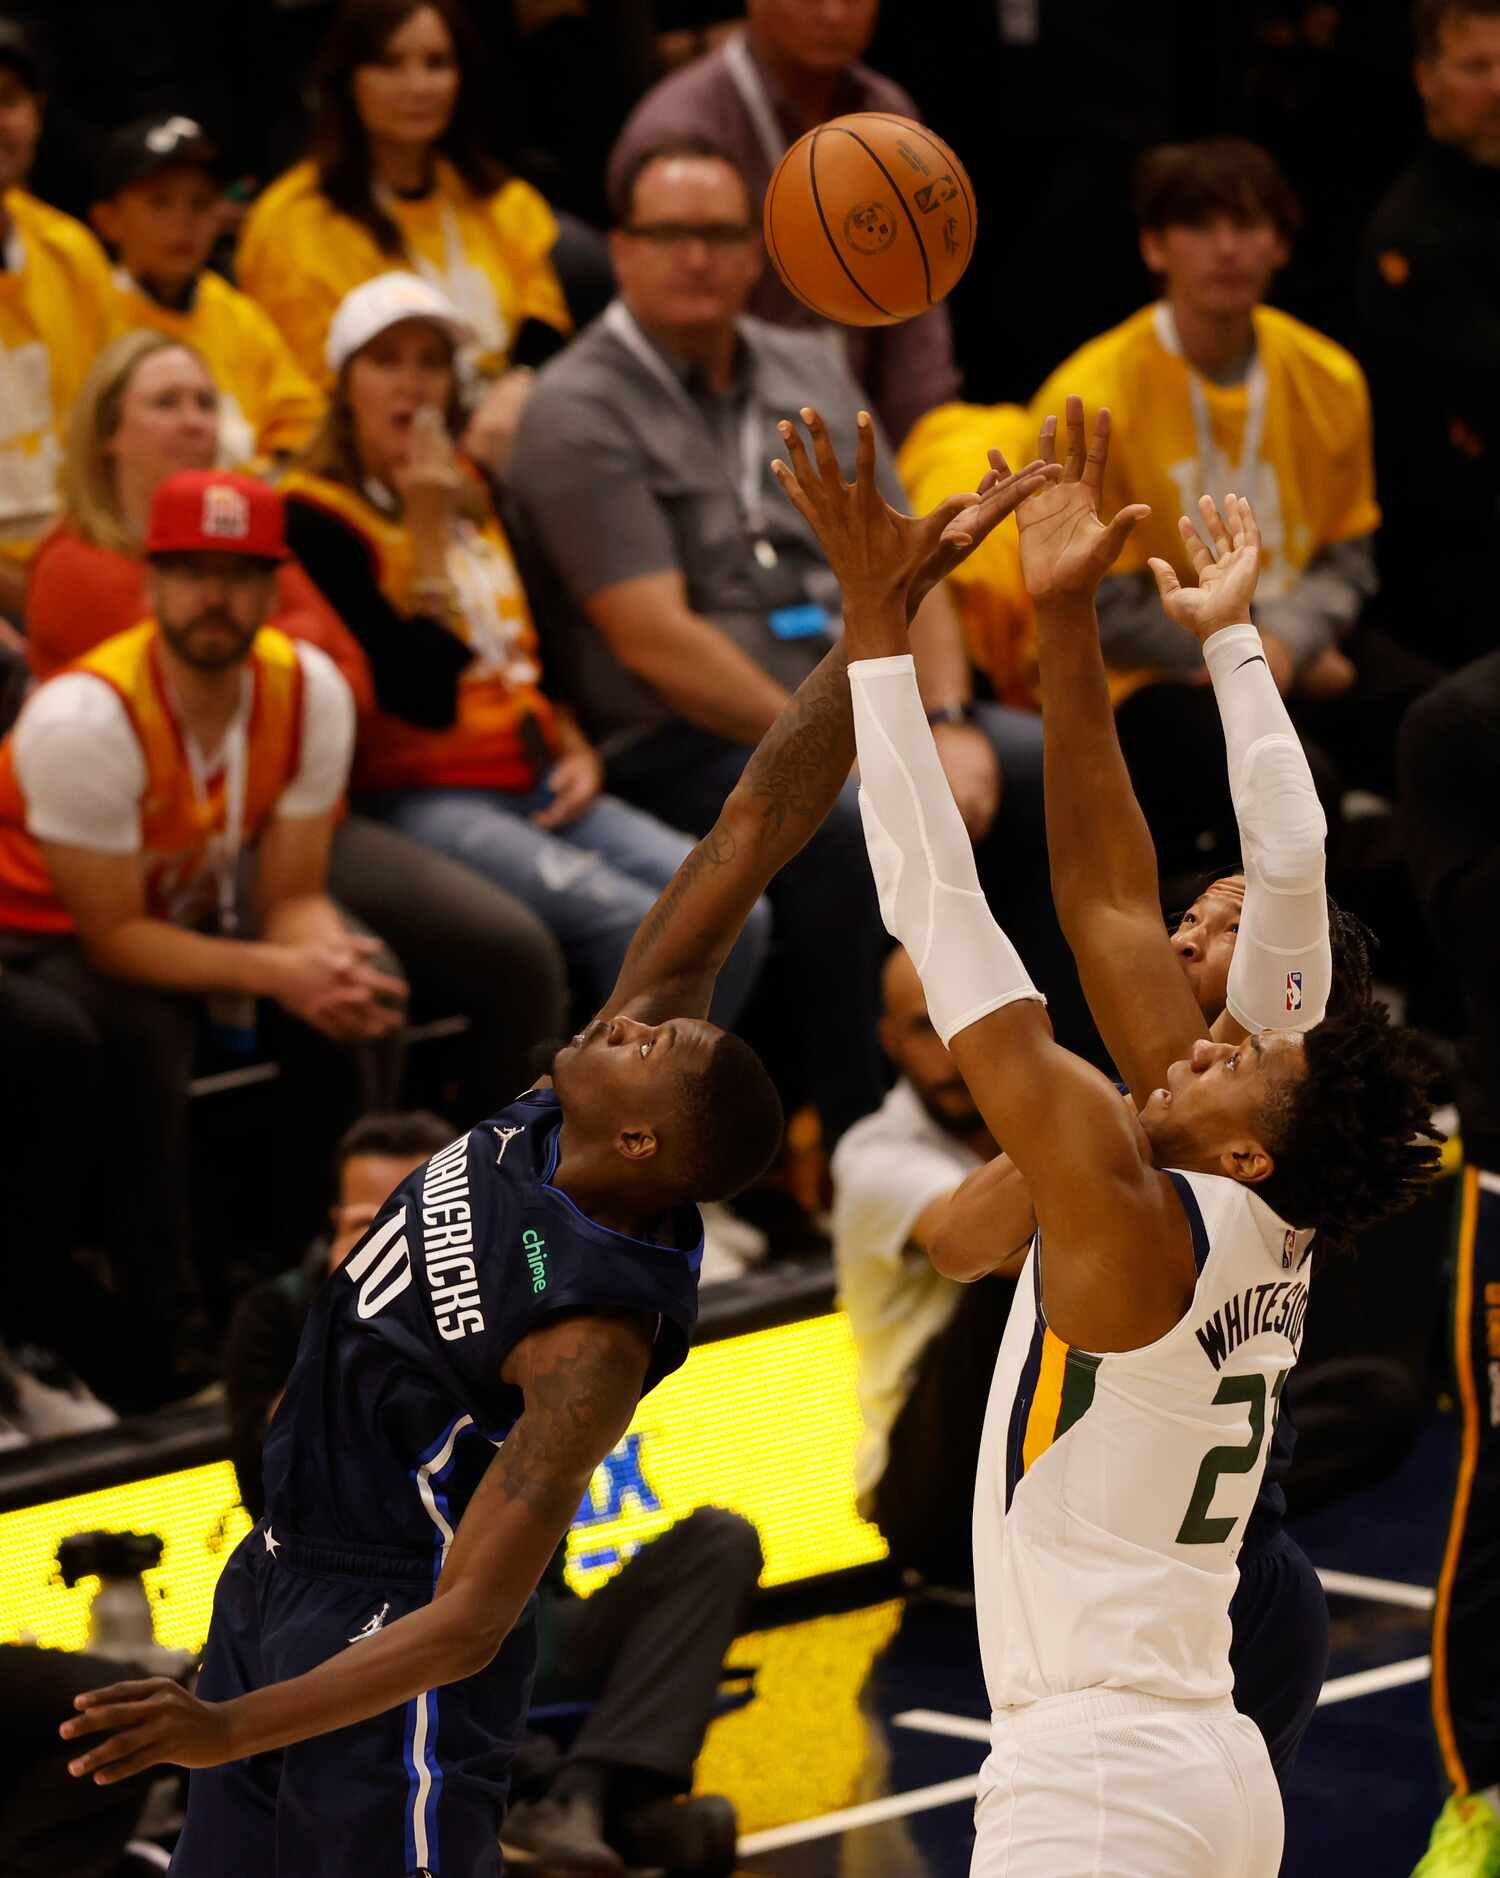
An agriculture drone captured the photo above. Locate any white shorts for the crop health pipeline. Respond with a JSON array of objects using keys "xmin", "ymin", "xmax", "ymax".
[{"xmin": 971, "ymin": 1689, "xmax": 1283, "ymax": 1878}]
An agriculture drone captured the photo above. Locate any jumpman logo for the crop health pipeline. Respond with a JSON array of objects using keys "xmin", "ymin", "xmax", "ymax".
[
  {"xmin": 493, "ymin": 1124, "xmax": 525, "ymax": 1166},
  {"xmin": 348, "ymin": 1601, "xmax": 391, "ymax": 1643}
]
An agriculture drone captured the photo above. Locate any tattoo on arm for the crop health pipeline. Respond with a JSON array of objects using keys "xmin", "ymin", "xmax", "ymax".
[
  {"xmin": 736, "ymin": 643, "xmax": 854, "ymax": 847},
  {"xmin": 493, "ymin": 1316, "xmax": 651, "ymax": 1522}
]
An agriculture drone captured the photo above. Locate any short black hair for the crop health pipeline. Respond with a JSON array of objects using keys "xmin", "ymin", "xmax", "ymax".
[
  {"xmin": 611, "ymin": 135, "xmax": 748, "ymax": 227},
  {"xmin": 336, "ymin": 1110, "xmax": 455, "ymax": 1174},
  {"xmin": 1255, "ymin": 1004, "xmax": 1444, "ymax": 1252},
  {"xmin": 1413, "ymin": 0, "xmax": 1500, "ymax": 58},
  {"xmin": 671, "ymin": 1033, "xmax": 783, "ymax": 1204},
  {"xmin": 1132, "ymin": 138, "xmax": 1302, "ymax": 243},
  {"xmin": 0, "ymin": 16, "xmax": 41, "ymax": 92}
]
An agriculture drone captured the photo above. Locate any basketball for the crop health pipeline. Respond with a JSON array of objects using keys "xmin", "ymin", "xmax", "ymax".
[{"xmin": 763, "ymin": 113, "xmax": 977, "ymax": 329}]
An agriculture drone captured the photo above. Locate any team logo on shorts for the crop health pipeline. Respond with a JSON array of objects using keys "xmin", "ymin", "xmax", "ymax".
[
  {"xmin": 201, "ymin": 482, "xmax": 251, "ymax": 541},
  {"xmin": 1285, "ymin": 971, "xmax": 1303, "ymax": 1013}
]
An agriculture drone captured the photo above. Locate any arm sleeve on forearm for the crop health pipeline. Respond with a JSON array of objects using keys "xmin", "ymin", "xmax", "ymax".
[
  {"xmin": 849, "ymin": 654, "xmax": 1043, "ymax": 1046},
  {"xmin": 1203, "ymin": 623, "xmax": 1331, "ymax": 1032}
]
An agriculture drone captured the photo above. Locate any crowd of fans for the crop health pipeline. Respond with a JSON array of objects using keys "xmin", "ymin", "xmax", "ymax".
[{"xmin": 0, "ymin": 0, "xmax": 1493, "ymax": 1515}]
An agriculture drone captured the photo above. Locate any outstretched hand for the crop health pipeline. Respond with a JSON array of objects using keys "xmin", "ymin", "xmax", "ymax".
[
  {"xmin": 772, "ymin": 406, "xmax": 1060, "ymax": 628},
  {"xmin": 1147, "ymin": 493, "xmax": 1263, "ymax": 643},
  {"xmin": 61, "ymin": 1676, "xmax": 234, "ymax": 1784},
  {"xmin": 1014, "ymin": 396, "xmax": 1150, "ymax": 602}
]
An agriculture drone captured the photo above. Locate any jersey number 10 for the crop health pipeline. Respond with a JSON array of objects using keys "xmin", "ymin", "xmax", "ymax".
[{"xmin": 1176, "ymin": 1368, "xmax": 1289, "ymax": 1547}]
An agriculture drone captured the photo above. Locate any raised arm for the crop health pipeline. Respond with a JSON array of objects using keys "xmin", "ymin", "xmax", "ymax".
[
  {"xmin": 1147, "ymin": 494, "xmax": 1332, "ymax": 1039},
  {"xmin": 599, "ymin": 409, "xmax": 1056, "ymax": 1027},
  {"xmin": 1016, "ymin": 397, "xmax": 1209, "ymax": 1107},
  {"xmin": 62, "ymin": 1313, "xmax": 652, "ymax": 1784},
  {"xmin": 781, "ymin": 415, "xmax": 1194, "ymax": 1349}
]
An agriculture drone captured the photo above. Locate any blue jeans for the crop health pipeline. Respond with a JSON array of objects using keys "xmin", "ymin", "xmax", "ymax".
[{"xmin": 360, "ymin": 787, "xmax": 771, "ymax": 1028}]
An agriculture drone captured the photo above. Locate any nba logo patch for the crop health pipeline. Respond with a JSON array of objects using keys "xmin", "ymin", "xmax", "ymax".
[
  {"xmin": 1285, "ymin": 971, "xmax": 1303, "ymax": 1013},
  {"xmin": 1283, "ymin": 1229, "xmax": 1296, "ymax": 1270},
  {"xmin": 201, "ymin": 482, "xmax": 250, "ymax": 541}
]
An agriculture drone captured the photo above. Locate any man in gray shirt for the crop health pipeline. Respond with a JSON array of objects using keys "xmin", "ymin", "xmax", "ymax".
[
  {"xmin": 510, "ymin": 139, "xmax": 1077, "ymax": 1148},
  {"xmin": 605, "ymin": 0, "xmax": 958, "ymax": 446}
]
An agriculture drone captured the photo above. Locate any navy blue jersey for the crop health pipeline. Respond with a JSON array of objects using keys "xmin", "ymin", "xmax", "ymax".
[{"xmin": 261, "ymin": 1088, "xmax": 702, "ymax": 1560}]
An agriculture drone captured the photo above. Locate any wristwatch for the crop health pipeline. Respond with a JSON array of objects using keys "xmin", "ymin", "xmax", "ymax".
[{"xmin": 925, "ymin": 704, "xmax": 975, "ymax": 728}]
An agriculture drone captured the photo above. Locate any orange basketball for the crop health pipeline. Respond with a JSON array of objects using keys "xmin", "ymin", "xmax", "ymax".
[{"xmin": 763, "ymin": 113, "xmax": 977, "ymax": 328}]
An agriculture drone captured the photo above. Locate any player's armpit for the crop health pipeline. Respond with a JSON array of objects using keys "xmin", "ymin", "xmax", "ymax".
[
  {"xmin": 1065, "ymin": 902, "xmax": 1210, "ymax": 1108},
  {"xmin": 927, "ymin": 1156, "xmax": 1036, "ymax": 1283}
]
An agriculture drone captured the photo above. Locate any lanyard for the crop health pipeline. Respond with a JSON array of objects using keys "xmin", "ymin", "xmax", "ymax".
[
  {"xmin": 178, "ymin": 674, "xmax": 251, "ymax": 937},
  {"xmin": 1159, "ymin": 303, "xmax": 1269, "ymax": 511},
  {"xmin": 723, "ymin": 32, "xmax": 790, "ymax": 177},
  {"xmin": 603, "ymin": 299, "xmax": 775, "ymax": 560}
]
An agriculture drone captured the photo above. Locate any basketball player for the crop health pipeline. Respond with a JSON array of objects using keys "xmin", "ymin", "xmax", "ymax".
[
  {"xmin": 54, "ymin": 426, "xmax": 1057, "ymax": 1877},
  {"xmin": 928, "ymin": 424, "xmax": 1375, "ymax": 1792},
  {"xmin": 775, "ymin": 405, "xmax": 1439, "ymax": 1873}
]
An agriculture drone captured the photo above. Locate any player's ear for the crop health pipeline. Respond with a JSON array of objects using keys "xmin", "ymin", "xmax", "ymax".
[
  {"xmin": 1221, "ymin": 1140, "xmax": 1274, "ymax": 1186},
  {"xmin": 615, "ymin": 1125, "xmax": 659, "ymax": 1165}
]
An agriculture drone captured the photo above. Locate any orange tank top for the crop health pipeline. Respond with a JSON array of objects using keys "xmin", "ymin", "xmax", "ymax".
[
  {"xmin": 0, "ymin": 622, "xmax": 305, "ymax": 933},
  {"xmin": 278, "ymin": 469, "xmax": 556, "ymax": 795}
]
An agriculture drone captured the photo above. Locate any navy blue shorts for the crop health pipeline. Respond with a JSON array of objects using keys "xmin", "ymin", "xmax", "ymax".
[
  {"xmin": 1229, "ymin": 1526, "xmax": 1329, "ymax": 1789},
  {"xmin": 170, "ymin": 1523, "xmax": 536, "ymax": 1877}
]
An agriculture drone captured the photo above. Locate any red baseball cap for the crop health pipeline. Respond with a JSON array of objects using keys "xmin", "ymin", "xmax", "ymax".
[{"xmin": 145, "ymin": 471, "xmax": 287, "ymax": 562}]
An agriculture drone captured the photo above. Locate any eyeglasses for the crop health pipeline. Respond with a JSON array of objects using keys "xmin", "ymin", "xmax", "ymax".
[{"xmin": 622, "ymin": 222, "xmax": 758, "ymax": 249}]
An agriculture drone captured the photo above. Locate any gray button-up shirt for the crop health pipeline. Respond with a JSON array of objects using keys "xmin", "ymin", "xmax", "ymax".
[{"xmin": 511, "ymin": 303, "xmax": 909, "ymax": 756}]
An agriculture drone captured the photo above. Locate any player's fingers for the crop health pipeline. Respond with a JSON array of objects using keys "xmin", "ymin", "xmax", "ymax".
[
  {"xmin": 1083, "ymin": 406, "xmax": 1112, "ymax": 493},
  {"xmin": 802, "ymin": 406, "xmax": 846, "ymax": 489},
  {"xmin": 853, "ymin": 409, "xmax": 877, "ymax": 492},
  {"xmin": 1231, "ymin": 491, "xmax": 1263, "ymax": 556},
  {"xmin": 68, "ymin": 1724, "xmax": 154, "ymax": 1777},
  {"xmin": 1146, "ymin": 556, "xmax": 1182, "ymax": 601},
  {"xmin": 771, "ymin": 455, "xmax": 818, "ymax": 531},
  {"xmin": 1063, "ymin": 394, "xmax": 1086, "ymax": 481},
  {"xmin": 983, "ymin": 465, "xmax": 1055, "ymax": 527},
  {"xmin": 91, "ymin": 1747, "xmax": 162, "ymax": 1786},
  {"xmin": 72, "ymin": 1681, "xmax": 169, "ymax": 1711},
  {"xmin": 1100, "ymin": 503, "xmax": 1150, "ymax": 565},
  {"xmin": 1037, "ymin": 413, "xmax": 1058, "ymax": 466},
  {"xmin": 986, "ymin": 446, "xmax": 1014, "ymax": 480},
  {"xmin": 1179, "ymin": 514, "xmax": 1214, "ymax": 577},
  {"xmin": 774, "ymin": 421, "xmax": 823, "ymax": 512},
  {"xmin": 1198, "ymin": 493, "xmax": 1233, "ymax": 560}
]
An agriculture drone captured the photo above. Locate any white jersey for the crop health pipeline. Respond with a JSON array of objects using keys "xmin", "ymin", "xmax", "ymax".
[{"xmin": 974, "ymin": 1168, "xmax": 1313, "ymax": 1713}]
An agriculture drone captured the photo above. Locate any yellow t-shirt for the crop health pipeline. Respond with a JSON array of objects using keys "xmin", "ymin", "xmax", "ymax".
[
  {"xmin": 0, "ymin": 190, "xmax": 115, "ymax": 566},
  {"xmin": 1030, "ymin": 301, "xmax": 1380, "ymax": 703},
  {"xmin": 898, "ymin": 400, "xmax": 1040, "ymax": 709},
  {"xmin": 110, "ymin": 267, "xmax": 325, "ymax": 464},
  {"xmin": 235, "ymin": 158, "xmax": 571, "ymax": 387}
]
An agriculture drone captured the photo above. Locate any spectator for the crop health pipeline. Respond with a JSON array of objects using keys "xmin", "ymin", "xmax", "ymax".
[
  {"xmin": 225, "ymin": 1107, "xmax": 757, "ymax": 1878},
  {"xmin": 281, "ymin": 271, "xmax": 770, "ymax": 1029},
  {"xmin": 24, "ymin": 328, "xmax": 571, "ymax": 1118},
  {"xmin": 513, "ymin": 141, "xmax": 1032, "ymax": 1145},
  {"xmin": 91, "ymin": 114, "xmax": 324, "ymax": 466},
  {"xmin": 0, "ymin": 16, "xmax": 114, "ymax": 619},
  {"xmin": 235, "ymin": 0, "xmax": 571, "ymax": 480},
  {"xmin": 1360, "ymin": 0, "xmax": 1500, "ymax": 669},
  {"xmin": 0, "ymin": 470, "xmax": 405, "ymax": 1407},
  {"xmin": 605, "ymin": 0, "xmax": 960, "ymax": 445},
  {"xmin": 831, "ymin": 945, "xmax": 1021, "ymax": 1589},
  {"xmin": 1400, "ymin": 654, "xmax": 1500, "ymax": 1876}
]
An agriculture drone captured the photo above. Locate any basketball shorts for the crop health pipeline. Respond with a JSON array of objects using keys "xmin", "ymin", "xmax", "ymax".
[
  {"xmin": 170, "ymin": 1522, "xmax": 537, "ymax": 1878},
  {"xmin": 971, "ymin": 1688, "xmax": 1283, "ymax": 1878},
  {"xmin": 1230, "ymin": 1526, "xmax": 1329, "ymax": 1787}
]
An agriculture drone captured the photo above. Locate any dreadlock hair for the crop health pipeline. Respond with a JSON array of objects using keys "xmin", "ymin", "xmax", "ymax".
[
  {"xmin": 670, "ymin": 1033, "xmax": 784, "ymax": 1204},
  {"xmin": 1323, "ymin": 895, "xmax": 1376, "ymax": 1018},
  {"xmin": 1254, "ymin": 1002, "xmax": 1444, "ymax": 1253}
]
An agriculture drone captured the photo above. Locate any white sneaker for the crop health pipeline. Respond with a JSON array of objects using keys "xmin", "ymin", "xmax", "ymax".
[
  {"xmin": 698, "ymin": 1215, "xmax": 750, "ymax": 1287},
  {"xmin": 0, "ymin": 1347, "xmax": 116, "ymax": 1438}
]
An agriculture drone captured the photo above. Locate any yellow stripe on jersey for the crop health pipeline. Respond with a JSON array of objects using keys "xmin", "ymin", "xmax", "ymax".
[
  {"xmin": 1022, "ymin": 1329, "xmax": 1070, "ymax": 1472},
  {"xmin": 1432, "ymin": 1165, "xmax": 1482, "ymax": 1793}
]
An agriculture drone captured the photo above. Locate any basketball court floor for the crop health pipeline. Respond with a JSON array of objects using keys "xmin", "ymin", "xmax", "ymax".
[{"xmin": 697, "ymin": 1410, "xmax": 1456, "ymax": 1877}]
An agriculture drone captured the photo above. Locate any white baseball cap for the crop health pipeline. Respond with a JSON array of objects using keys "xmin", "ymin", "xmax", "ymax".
[{"xmin": 325, "ymin": 272, "xmax": 475, "ymax": 375}]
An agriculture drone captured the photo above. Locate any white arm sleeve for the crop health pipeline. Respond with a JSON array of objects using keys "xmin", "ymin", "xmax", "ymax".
[
  {"xmin": 1203, "ymin": 622, "xmax": 1331, "ymax": 1033},
  {"xmin": 275, "ymin": 643, "xmax": 355, "ymax": 819},
  {"xmin": 849, "ymin": 655, "xmax": 1043, "ymax": 1048}
]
